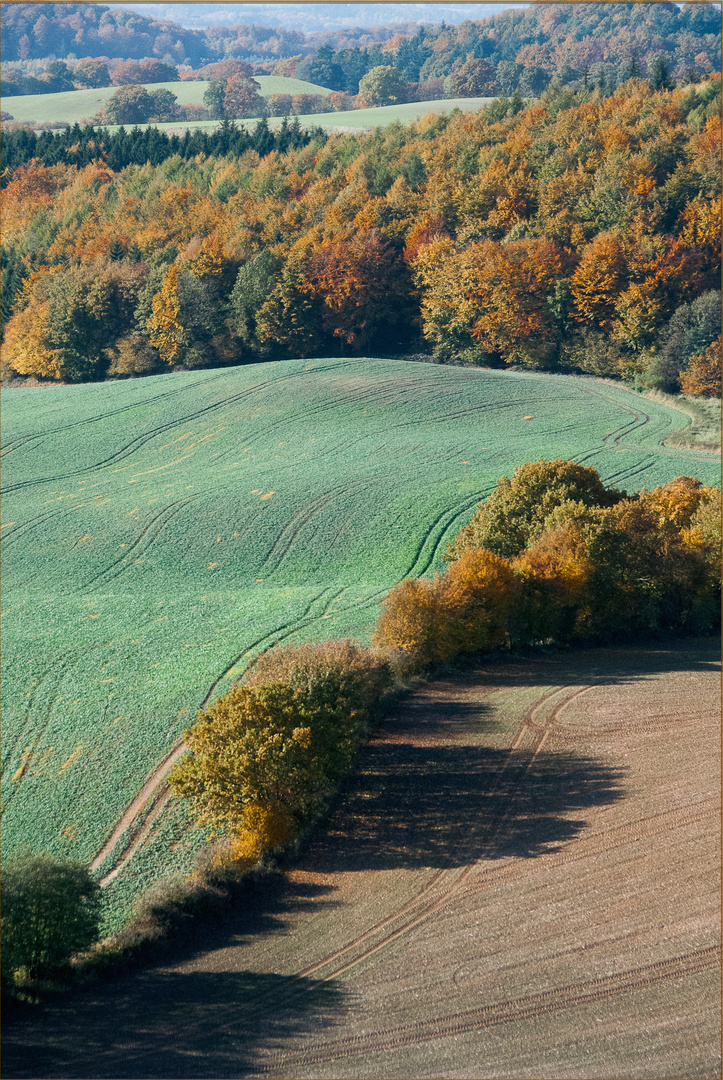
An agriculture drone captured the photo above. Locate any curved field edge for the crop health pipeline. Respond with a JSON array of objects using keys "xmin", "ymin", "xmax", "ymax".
[
  {"xmin": 642, "ymin": 389, "xmax": 721, "ymax": 453},
  {"xmin": 0, "ymin": 358, "xmax": 719, "ymax": 927}
]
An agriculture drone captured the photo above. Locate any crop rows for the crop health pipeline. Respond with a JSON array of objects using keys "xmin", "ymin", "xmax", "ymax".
[{"xmin": 1, "ymin": 357, "xmax": 719, "ymax": 925}]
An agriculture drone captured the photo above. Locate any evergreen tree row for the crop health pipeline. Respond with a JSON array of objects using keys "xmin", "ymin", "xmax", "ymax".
[{"xmin": 0, "ymin": 117, "xmax": 326, "ymax": 184}]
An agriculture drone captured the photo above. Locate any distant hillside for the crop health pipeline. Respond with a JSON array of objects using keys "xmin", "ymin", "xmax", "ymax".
[
  {"xmin": 2, "ymin": 3, "xmax": 719, "ymax": 104},
  {"xmin": 105, "ymin": 3, "xmax": 528, "ymax": 33},
  {"xmin": 0, "ymin": 3, "xmax": 212, "ymax": 64}
]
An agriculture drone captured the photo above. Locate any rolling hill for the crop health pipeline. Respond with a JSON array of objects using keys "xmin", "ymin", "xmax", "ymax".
[
  {"xmin": 1, "ymin": 76, "xmax": 333, "ymax": 126},
  {"xmin": 1, "ymin": 357, "xmax": 719, "ymax": 928}
]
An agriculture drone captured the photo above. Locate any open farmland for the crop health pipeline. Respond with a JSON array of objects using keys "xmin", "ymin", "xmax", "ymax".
[
  {"xmin": 1, "ymin": 357, "xmax": 720, "ymax": 929},
  {"xmin": 3, "ymin": 638, "xmax": 719, "ymax": 1078},
  {"xmin": 1, "ymin": 76, "xmax": 332, "ymax": 126}
]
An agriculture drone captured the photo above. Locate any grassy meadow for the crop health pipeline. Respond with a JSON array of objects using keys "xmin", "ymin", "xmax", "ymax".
[
  {"xmin": 1, "ymin": 357, "xmax": 719, "ymax": 927},
  {"xmin": 1, "ymin": 76, "xmax": 333, "ymax": 126},
  {"xmin": 4, "ymin": 80, "xmax": 494, "ymax": 134}
]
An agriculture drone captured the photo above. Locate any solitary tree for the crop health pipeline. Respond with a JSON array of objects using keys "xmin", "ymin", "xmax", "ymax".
[
  {"xmin": 104, "ymin": 84, "xmax": 153, "ymax": 125},
  {"xmin": 1, "ymin": 852, "xmax": 101, "ymax": 983},
  {"xmin": 358, "ymin": 66, "xmax": 406, "ymax": 106},
  {"xmin": 223, "ymin": 75, "xmax": 267, "ymax": 119}
]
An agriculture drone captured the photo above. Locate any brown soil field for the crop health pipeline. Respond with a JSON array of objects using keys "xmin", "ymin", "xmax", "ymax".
[{"xmin": 3, "ymin": 637, "xmax": 720, "ymax": 1080}]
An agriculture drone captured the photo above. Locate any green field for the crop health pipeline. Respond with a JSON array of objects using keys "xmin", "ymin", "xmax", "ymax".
[
  {"xmin": 1, "ymin": 76, "xmax": 333, "ymax": 125},
  {"xmin": 4, "ymin": 82, "xmax": 494, "ymax": 134},
  {"xmin": 1, "ymin": 358, "xmax": 719, "ymax": 926}
]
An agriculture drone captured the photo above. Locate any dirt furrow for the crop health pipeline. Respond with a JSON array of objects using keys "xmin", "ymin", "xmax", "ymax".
[{"xmin": 250, "ymin": 948, "xmax": 720, "ymax": 1074}]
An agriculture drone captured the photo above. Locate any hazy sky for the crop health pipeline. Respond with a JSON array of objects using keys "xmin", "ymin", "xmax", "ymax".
[{"xmin": 105, "ymin": 3, "xmax": 528, "ymax": 30}]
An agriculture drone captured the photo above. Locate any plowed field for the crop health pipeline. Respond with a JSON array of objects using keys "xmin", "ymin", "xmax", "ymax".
[
  {"xmin": 1, "ymin": 357, "xmax": 720, "ymax": 927},
  {"xmin": 3, "ymin": 638, "xmax": 719, "ymax": 1079}
]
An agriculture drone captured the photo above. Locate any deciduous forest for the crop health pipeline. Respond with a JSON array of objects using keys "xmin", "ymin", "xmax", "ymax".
[{"xmin": 2, "ymin": 75, "xmax": 720, "ymax": 394}]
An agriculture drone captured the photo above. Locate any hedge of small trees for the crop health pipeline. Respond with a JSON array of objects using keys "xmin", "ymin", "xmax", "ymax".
[{"xmin": 375, "ymin": 460, "xmax": 721, "ymax": 668}]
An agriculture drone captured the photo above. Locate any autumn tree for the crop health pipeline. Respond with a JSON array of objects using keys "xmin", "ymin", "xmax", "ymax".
[
  {"xmin": 72, "ymin": 58, "xmax": 111, "ymax": 88},
  {"xmin": 358, "ymin": 66, "xmax": 407, "ymax": 106},
  {"xmin": 418, "ymin": 238, "xmax": 567, "ymax": 367},
  {"xmin": 170, "ymin": 642, "xmax": 390, "ymax": 860},
  {"xmin": 104, "ymin": 85, "xmax": 154, "ymax": 125},
  {"xmin": 570, "ymin": 233, "xmax": 628, "ymax": 331},
  {"xmin": 373, "ymin": 575, "xmax": 459, "ymax": 670},
  {"xmin": 269, "ymin": 93, "xmax": 293, "ymax": 117},
  {"xmin": 444, "ymin": 58, "xmax": 498, "ymax": 98},
  {"xmin": 147, "ymin": 264, "xmax": 186, "ymax": 365},
  {"xmin": 169, "ymin": 684, "xmax": 328, "ymax": 846},
  {"xmin": 445, "ymin": 459, "xmax": 623, "ymax": 560},
  {"xmin": 223, "ymin": 76, "xmax": 267, "ymax": 119},
  {"xmin": 679, "ymin": 336, "xmax": 721, "ymax": 396},
  {"xmin": 301, "ymin": 233, "xmax": 416, "ymax": 351}
]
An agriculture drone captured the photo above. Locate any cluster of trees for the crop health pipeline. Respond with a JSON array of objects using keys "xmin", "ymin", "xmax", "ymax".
[
  {"xmin": 1, "ymin": 78, "xmax": 720, "ymax": 393},
  {"xmin": 171, "ymin": 458, "xmax": 719, "ymax": 864},
  {"xmin": 3, "ymin": 458, "xmax": 719, "ymax": 985},
  {"xmin": 375, "ymin": 460, "xmax": 721, "ymax": 669}
]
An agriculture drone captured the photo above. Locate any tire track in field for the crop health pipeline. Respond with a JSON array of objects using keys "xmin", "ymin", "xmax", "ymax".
[
  {"xmin": 258, "ymin": 483, "xmax": 367, "ymax": 576},
  {"xmin": 90, "ymin": 740, "xmax": 188, "ymax": 877},
  {"xmin": 76, "ymin": 498, "xmax": 196, "ymax": 593},
  {"xmin": 401, "ymin": 490, "xmax": 493, "ymax": 578},
  {"xmin": 0, "ymin": 365, "xmax": 352, "ymax": 494},
  {"xmin": 90, "ymin": 586, "xmax": 349, "ymax": 883},
  {"xmin": 1, "ymin": 651, "xmax": 79, "ymax": 809},
  {"xmin": 248, "ymin": 948, "xmax": 720, "ymax": 1075},
  {"xmin": 237, "ymin": 685, "xmax": 590, "ymax": 1021},
  {"xmin": 0, "ymin": 498, "xmax": 102, "ymax": 549}
]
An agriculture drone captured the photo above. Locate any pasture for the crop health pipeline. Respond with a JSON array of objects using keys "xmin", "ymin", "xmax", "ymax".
[
  {"xmin": 1, "ymin": 357, "xmax": 719, "ymax": 927},
  {"xmin": 1, "ymin": 76, "xmax": 332, "ymax": 126}
]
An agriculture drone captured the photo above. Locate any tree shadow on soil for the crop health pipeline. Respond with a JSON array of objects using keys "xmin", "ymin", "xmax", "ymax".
[
  {"xmin": 298, "ymin": 736, "xmax": 627, "ymax": 873},
  {"xmin": 1, "ymin": 964, "xmax": 347, "ymax": 1080},
  {"xmin": 1, "ymin": 878, "xmax": 347, "ymax": 1080},
  {"xmin": 453, "ymin": 635, "xmax": 721, "ymax": 689}
]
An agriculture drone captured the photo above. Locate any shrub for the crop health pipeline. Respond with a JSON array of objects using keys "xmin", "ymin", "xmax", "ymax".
[
  {"xmin": 242, "ymin": 638, "xmax": 392, "ymax": 724},
  {"xmin": 1, "ymin": 852, "xmax": 101, "ymax": 986},
  {"xmin": 105, "ymin": 333, "xmax": 161, "ymax": 378},
  {"xmin": 373, "ymin": 574, "xmax": 458, "ymax": 670},
  {"xmin": 679, "ymin": 336, "xmax": 721, "ymax": 396}
]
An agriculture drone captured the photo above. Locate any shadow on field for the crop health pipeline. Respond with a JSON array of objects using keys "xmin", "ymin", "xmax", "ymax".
[
  {"xmin": 2, "ymin": 964, "xmax": 347, "ymax": 1080},
  {"xmin": 1, "ymin": 878, "xmax": 347, "ymax": 1080},
  {"xmin": 298, "ymin": 739, "xmax": 626, "ymax": 873},
  {"xmin": 462, "ymin": 636, "xmax": 721, "ymax": 690}
]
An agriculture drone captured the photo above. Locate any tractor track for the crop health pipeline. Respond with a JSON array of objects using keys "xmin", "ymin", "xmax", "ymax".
[
  {"xmin": 89, "ymin": 741, "xmax": 187, "ymax": 877},
  {"xmin": 0, "ymin": 363, "xmax": 358, "ymax": 495},
  {"xmin": 236, "ymin": 685, "xmax": 592, "ymax": 1019},
  {"xmin": 77, "ymin": 497, "xmax": 197, "ymax": 593},
  {"xmin": 247, "ymin": 947, "xmax": 720, "ymax": 1074}
]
